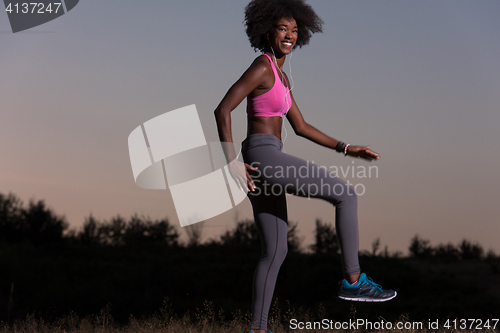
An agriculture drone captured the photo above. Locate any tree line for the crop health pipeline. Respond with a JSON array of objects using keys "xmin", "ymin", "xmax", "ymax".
[{"xmin": 1, "ymin": 192, "xmax": 495, "ymax": 260}]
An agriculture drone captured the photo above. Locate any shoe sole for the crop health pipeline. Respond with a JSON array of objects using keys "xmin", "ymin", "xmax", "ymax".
[{"xmin": 338, "ymin": 291, "xmax": 397, "ymax": 302}]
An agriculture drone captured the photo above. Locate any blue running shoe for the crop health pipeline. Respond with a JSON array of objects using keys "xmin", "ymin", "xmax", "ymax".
[{"xmin": 338, "ymin": 273, "xmax": 397, "ymax": 302}]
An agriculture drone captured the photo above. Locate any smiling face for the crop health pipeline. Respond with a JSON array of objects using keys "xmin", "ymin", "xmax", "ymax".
[{"xmin": 266, "ymin": 17, "xmax": 298, "ymax": 57}]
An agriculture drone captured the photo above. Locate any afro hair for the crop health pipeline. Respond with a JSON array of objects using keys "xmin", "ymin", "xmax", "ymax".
[{"xmin": 244, "ymin": 0, "xmax": 323, "ymax": 52}]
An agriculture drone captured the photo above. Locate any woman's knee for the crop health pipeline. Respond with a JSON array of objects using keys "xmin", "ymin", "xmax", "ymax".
[
  {"xmin": 277, "ymin": 243, "xmax": 288, "ymax": 263},
  {"xmin": 262, "ymin": 241, "xmax": 288, "ymax": 265},
  {"xmin": 340, "ymin": 187, "xmax": 357, "ymax": 208},
  {"xmin": 322, "ymin": 181, "xmax": 357, "ymax": 206}
]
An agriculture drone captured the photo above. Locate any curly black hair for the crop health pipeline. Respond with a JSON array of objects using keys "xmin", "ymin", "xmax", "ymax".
[{"xmin": 244, "ymin": 0, "xmax": 323, "ymax": 52}]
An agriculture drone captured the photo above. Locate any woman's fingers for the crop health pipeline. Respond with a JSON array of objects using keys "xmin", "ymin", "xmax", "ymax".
[
  {"xmin": 246, "ymin": 163, "xmax": 258, "ymax": 170},
  {"xmin": 351, "ymin": 146, "xmax": 380, "ymax": 161},
  {"xmin": 244, "ymin": 163, "xmax": 257, "ymax": 191},
  {"xmin": 229, "ymin": 160, "xmax": 249, "ymax": 192},
  {"xmin": 245, "ymin": 163, "xmax": 257, "ymax": 191},
  {"xmin": 228, "ymin": 161, "xmax": 259, "ymax": 192},
  {"xmin": 247, "ymin": 174, "xmax": 256, "ymax": 191},
  {"xmin": 365, "ymin": 147, "xmax": 380, "ymax": 160}
]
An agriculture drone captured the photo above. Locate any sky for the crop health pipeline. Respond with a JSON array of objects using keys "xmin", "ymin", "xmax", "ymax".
[{"xmin": 1, "ymin": 0, "xmax": 499, "ymax": 254}]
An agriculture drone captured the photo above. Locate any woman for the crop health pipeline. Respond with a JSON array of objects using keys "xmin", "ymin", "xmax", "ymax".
[{"xmin": 214, "ymin": 1, "xmax": 397, "ymax": 332}]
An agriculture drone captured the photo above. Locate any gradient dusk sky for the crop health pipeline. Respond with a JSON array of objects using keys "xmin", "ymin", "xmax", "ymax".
[{"xmin": 1, "ymin": 0, "xmax": 499, "ymax": 254}]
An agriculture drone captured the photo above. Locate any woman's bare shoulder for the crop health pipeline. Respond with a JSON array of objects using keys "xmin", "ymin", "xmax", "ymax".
[
  {"xmin": 246, "ymin": 54, "xmax": 272, "ymax": 74},
  {"xmin": 238, "ymin": 54, "xmax": 272, "ymax": 87}
]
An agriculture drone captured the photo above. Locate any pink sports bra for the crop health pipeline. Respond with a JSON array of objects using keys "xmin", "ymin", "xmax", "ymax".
[{"xmin": 246, "ymin": 54, "xmax": 292, "ymax": 118}]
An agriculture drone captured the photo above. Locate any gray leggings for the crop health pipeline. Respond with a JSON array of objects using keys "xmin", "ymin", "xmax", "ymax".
[{"xmin": 241, "ymin": 133, "xmax": 361, "ymax": 331}]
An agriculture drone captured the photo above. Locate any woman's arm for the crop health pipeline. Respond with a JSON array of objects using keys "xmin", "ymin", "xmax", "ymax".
[
  {"xmin": 214, "ymin": 57, "xmax": 270, "ymax": 190},
  {"xmin": 214, "ymin": 58, "xmax": 270, "ymax": 159},
  {"xmin": 285, "ymin": 89, "xmax": 380, "ymax": 161}
]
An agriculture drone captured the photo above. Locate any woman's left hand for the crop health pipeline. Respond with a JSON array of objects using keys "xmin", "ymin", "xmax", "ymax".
[{"xmin": 346, "ymin": 145, "xmax": 380, "ymax": 161}]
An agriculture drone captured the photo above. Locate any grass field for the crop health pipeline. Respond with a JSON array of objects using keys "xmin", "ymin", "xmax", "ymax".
[{"xmin": 1, "ymin": 300, "xmax": 499, "ymax": 333}]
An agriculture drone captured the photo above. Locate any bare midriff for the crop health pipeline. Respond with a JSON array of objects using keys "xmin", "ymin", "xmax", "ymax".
[{"xmin": 247, "ymin": 116, "xmax": 283, "ymax": 141}]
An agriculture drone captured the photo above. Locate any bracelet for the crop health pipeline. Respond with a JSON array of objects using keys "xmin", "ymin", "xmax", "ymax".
[
  {"xmin": 335, "ymin": 141, "xmax": 344, "ymax": 153},
  {"xmin": 343, "ymin": 143, "xmax": 350, "ymax": 156}
]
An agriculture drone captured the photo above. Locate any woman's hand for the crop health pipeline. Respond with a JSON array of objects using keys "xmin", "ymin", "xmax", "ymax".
[
  {"xmin": 228, "ymin": 160, "xmax": 258, "ymax": 192},
  {"xmin": 346, "ymin": 145, "xmax": 380, "ymax": 161}
]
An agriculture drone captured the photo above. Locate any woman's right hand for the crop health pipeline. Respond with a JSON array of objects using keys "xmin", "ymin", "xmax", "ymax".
[
  {"xmin": 346, "ymin": 145, "xmax": 380, "ymax": 161},
  {"xmin": 228, "ymin": 160, "xmax": 258, "ymax": 192}
]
